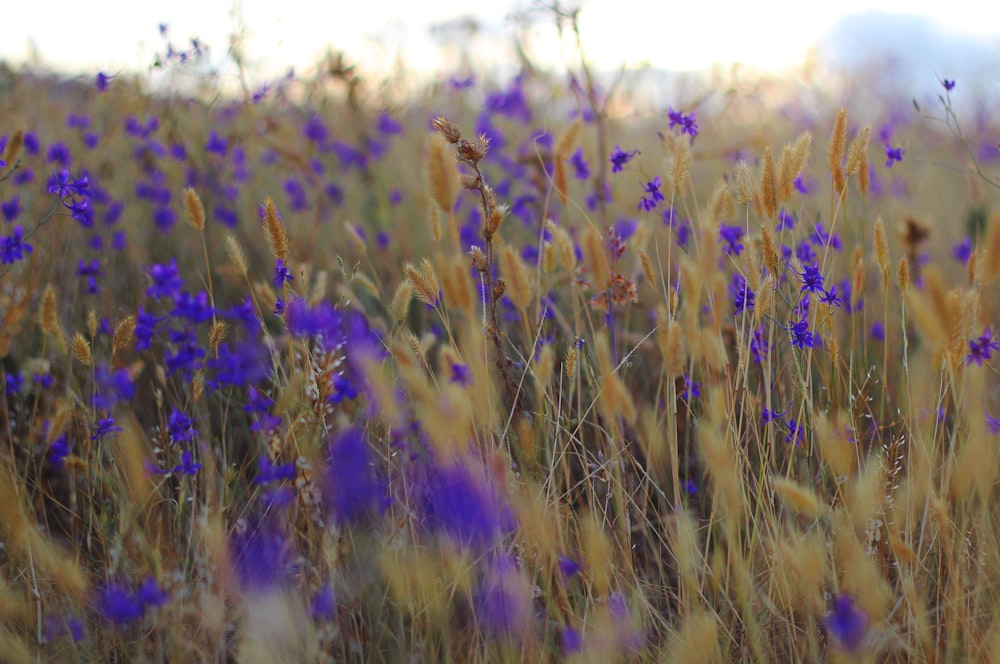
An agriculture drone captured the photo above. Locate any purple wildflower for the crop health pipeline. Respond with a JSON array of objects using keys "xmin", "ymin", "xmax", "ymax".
[
  {"xmin": 719, "ymin": 223, "xmax": 745, "ymax": 256},
  {"xmin": 326, "ymin": 426, "xmax": 384, "ymax": 526},
  {"xmin": 885, "ymin": 144, "xmax": 904, "ymax": 168},
  {"xmin": 610, "ymin": 146, "xmax": 638, "ymax": 173},
  {"xmin": 0, "ymin": 225, "xmax": 32, "ymax": 264},
  {"xmin": 799, "ymin": 263, "xmax": 825, "ymax": 294},
  {"xmin": 824, "ymin": 593, "xmax": 868, "ymax": 652},
  {"xmin": 637, "ymin": 176, "xmax": 664, "ymax": 211},
  {"xmin": 667, "ymin": 107, "xmax": 698, "ymax": 137},
  {"xmin": 967, "ymin": 328, "xmax": 1000, "ymax": 366}
]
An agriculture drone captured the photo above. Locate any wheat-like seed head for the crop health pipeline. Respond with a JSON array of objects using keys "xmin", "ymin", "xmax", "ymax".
[
  {"xmin": 225, "ymin": 234, "xmax": 248, "ymax": 278},
  {"xmin": 183, "ymin": 187, "xmax": 206, "ymax": 231},
  {"xmin": 581, "ymin": 225, "xmax": 610, "ymax": 289},
  {"xmin": 828, "ymin": 107, "xmax": 847, "ymax": 173},
  {"xmin": 671, "ymin": 140, "xmax": 692, "ymax": 193},
  {"xmin": 708, "ymin": 182, "xmax": 732, "ymax": 227},
  {"xmin": 734, "ymin": 160, "xmax": 755, "ymax": 205},
  {"xmin": 71, "ymin": 332, "xmax": 92, "ymax": 367},
  {"xmin": 845, "ymin": 125, "xmax": 871, "ymax": 177},
  {"xmin": 3, "ymin": 129, "xmax": 23, "ymax": 164},
  {"xmin": 428, "ymin": 137, "xmax": 456, "ymax": 214},
  {"xmin": 759, "ymin": 146, "xmax": 777, "ymax": 220},
  {"xmin": 39, "ymin": 284, "xmax": 62, "ymax": 341},
  {"xmin": 344, "ymin": 222, "xmax": 367, "ymax": 256},
  {"xmin": 112, "ymin": 315, "xmax": 136, "ymax": 358},
  {"xmin": 498, "ymin": 243, "xmax": 534, "ymax": 312},
  {"xmin": 873, "ymin": 216, "xmax": 889, "ymax": 282},
  {"xmin": 979, "ymin": 209, "xmax": 1000, "ymax": 286},
  {"xmin": 261, "ymin": 198, "xmax": 289, "ymax": 263},
  {"xmin": 897, "ymin": 256, "xmax": 910, "ymax": 290}
]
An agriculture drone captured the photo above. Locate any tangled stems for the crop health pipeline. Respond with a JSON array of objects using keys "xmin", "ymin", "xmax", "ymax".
[{"xmin": 432, "ymin": 117, "xmax": 524, "ymax": 416}]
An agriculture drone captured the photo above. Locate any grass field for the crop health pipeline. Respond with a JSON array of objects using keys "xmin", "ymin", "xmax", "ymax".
[{"xmin": 1, "ymin": 23, "xmax": 1000, "ymax": 662}]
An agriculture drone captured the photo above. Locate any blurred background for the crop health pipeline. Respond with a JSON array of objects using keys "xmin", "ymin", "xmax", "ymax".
[{"xmin": 3, "ymin": 0, "xmax": 999, "ymax": 97}]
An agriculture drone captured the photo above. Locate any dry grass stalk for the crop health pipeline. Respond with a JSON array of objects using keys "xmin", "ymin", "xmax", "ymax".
[
  {"xmin": 708, "ymin": 182, "xmax": 731, "ymax": 226},
  {"xmin": 734, "ymin": 161, "xmax": 754, "ymax": 205},
  {"xmin": 978, "ymin": 209, "xmax": 1000, "ymax": 285},
  {"xmin": 582, "ymin": 225, "xmax": 610, "ymax": 290},
  {"xmin": 828, "ymin": 107, "xmax": 847, "ymax": 175},
  {"xmin": 225, "ymin": 234, "xmax": 249, "ymax": 278},
  {"xmin": 183, "ymin": 187, "xmax": 206, "ymax": 231},
  {"xmin": 845, "ymin": 125, "xmax": 871, "ymax": 177},
  {"xmin": 873, "ymin": 216, "xmax": 889, "ymax": 282},
  {"xmin": 499, "ymin": 244, "xmax": 535, "ymax": 311},
  {"xmin": 759, "ymin": 146, "xmax": 777, "ymax": 220},
  {"xmin": 671, "ymin": 140, "xmax": 692, "ymax": 192},
  {"xmin": 261, "ymin": 198, "xmax": 289, "ymax": 263},
  {"xmin": 112, "ymin": 315, "xmax": 136, "ymax": 359},
  {"xmin": 3, "ymin": 129, "xmax": 23, "ymax": 165},
  {"xmin": 390, "ymin": 280, "xmax": 413, "ymax": 324},
  {"xmin": 71, "ymin": 332, "xmax": 92, "ymax": 367},
  {"xmin": 638, "ymin": 248, "xmax": 656, "ymax": 289},
  {"xmin": 428, "ymin": 137, "xmax": 456, "ymax": 214},
  {"xmin": 402, "ymin": 259, "xmax": 439, "ymax": 306},
  {"xmin": 439, "ymin": 254, "xmax": 475, "ymax": 315}
]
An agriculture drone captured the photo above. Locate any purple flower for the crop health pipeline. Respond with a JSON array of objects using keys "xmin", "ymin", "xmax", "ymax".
[
  {"xmin": 2, "ymin": 196, "xmax": 22, "ymax": 222},
  {"xmin": 450, "ymin": 362, "xmax": 472, "ymax": 387},
  {"xmin": 0, "ymin": 225, "xmax": 32, "ymax": 264},
  {"xmin": 167, "ymin": 408, "xmax": 196, "ymax": 443},
  {"xmin": 558, "ymin": 556, "xmax": 582, "ymax": 579},
  {"xmin": 731, "ymin": 273, "xmax": 754, "ymax": 314},
  {"xmin": 682, "ymin": 374, "xmax": 700, "ymax": 400},
  {"xmin": 871, "ymin": 321, "xmax": 885, "ymax": 341},
  {"xmin": 326, "ymin": 426, "xmax": 384, "ymax": 526},
  {"xmin": 610, "ymin": 146, "xmax": 638, "ymax": 173},
  {"xmin": 96, "ymin": 72, "xmax": 111, "ymax": 91},
  {"xmin": 789, "ymin": 318, "xmax": 816, "ymax": 349},
  {"xmin": 798, "ymin": 262, "xmax": 825, "ymax": 294},
  {"xmin": 637, "ymin": 176, "xmax": 664, "ymax": 212},
  {"xmin": 274, "ymin": 259, "xmax": 294, "ymax": 287},
  {"xmin": 750, "ymin": 325, "xmax": 769, "ymax": 363},
  {"xmin": 570, "ymin": 148, "xmax": 590, "ymax": 180},
  {"xmin": 776, "ymin": 208, "xmax": 796, "ymax": 231},
  {"xmin": 230, "ymin": 518, "xmax": 292, "ymax": 589},
  {"xmin": 91, "ymin": 417, "xmax": 122, "ymax": 442},
  {"xmin": 819, "ymin": 285, "xmax": 843, "ymax": 308},
  {"xmin": 47, "ymin": 435, "xmax": 72, "ymax": 470},
  {"xmin": 952, "ymin": 237, "xmax": 972, "ymax": 264},
  {"xmin": 376, "ymin": 111, "xmax": 402, "ymax": 136},
  {"xmin": 205, "ymin": 131, "xmax": 227, "ymax": 157},
  {"xmin": 986, "ymin": 414, "xmax": 1000, "ymax": 435},
  {"xmin": 207, "ymin": 341, "xmax": 270, "ymax": 389},
  {"xmin": 967, "ymin": 328, "xmax": 1000, "ymax": 365},
  {"xmin": 561, "ymin": 626, "xmax": 583, "ymax": 654},
  {"xmin": 824, "ymin": 593, "xmax": 868, "ymax": 652},
  {"xmin": 97, "ymin": 583, "xmax": 144, "ymax": 627},
  {"xmin": 719, "ymin": 223, "xmax": 745, "ymax": 256},
  {"xmin": 256, "ymin": 457, "xmax": 297, "ymax": 485},
  {"xmin": 885, "ymin": 144, "xmax": 904, "ymax": 168},
  {"xmin": 942, "ymin": 79, "xmax": 956, "ymax": 91},
  {"xmin": 785, "ymin": 418, "xmax": 805, "ymax": 445},
  {"xmin": 422, "ymin": 460, "xmax": 511, "ymax": 550},
  {"xmin": 475, "ymin": 555, "xmax": 531, "ymax": 642},
  {"xmin": 667, "ymin": 107, "xmax": 698, "ymax": 137},
  {"xmin": 761, "ymin": 403, "xmax": 790, "ymax": 424},
  {"xmin": 311, "ymin": 585, "xmax": 337, "ymax": 621},
  {"xmin": 146, "ymin": 259, "xmax": 183, "ymax": 299}
]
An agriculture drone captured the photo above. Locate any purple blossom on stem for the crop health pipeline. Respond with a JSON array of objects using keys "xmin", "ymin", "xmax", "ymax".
[
  {"xmin": 274, "ymin": 259, "xmax": 294, "ymax": 287},
  {"xmin": 637, "ymin": 176, "xmax": 663, "ymax": 211},
  {"xmin": 824, "ymin": 593, "xmax": 869, "ymax": 652},
  {"xmin": 0, "ymin": 225, "xmax": 32, "ymax": 264},
  {"xmin": 885, "ymin": 144, "xmax": 904, "ymax": 168},
  {"xmin": 610, "ymin": 146, "xmax": 638, "ymax": 173},
  {"xmin": 719, "ymin": 223, "xmax": 745, "ymax": 256},
  {"xmin": 967, "ymin": 328, "xmax": 1000, "ymax": 365},
  {"xmin": 667, "ymin": 107, "xmax": 698, "ymax": 137}
]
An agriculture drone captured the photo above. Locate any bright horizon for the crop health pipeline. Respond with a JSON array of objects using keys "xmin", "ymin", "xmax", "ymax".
[{"xmin": 3, "ymin": 0, "xmax": 999, "ymax": 83}]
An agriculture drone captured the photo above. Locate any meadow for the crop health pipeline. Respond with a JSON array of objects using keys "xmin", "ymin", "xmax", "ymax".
[{"xmin": 1, "ymin": 22, "xmax": 1000, "ymax": 663}]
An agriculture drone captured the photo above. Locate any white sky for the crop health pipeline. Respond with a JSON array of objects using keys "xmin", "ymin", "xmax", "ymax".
[{"xmin": 2, "ymin": 0, "xmax": 999, "ymax": 81}]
